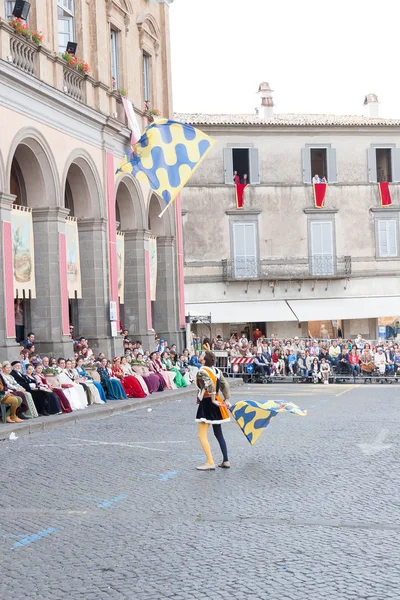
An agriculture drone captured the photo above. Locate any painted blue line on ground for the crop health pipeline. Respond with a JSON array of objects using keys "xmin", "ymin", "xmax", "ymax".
[
  {"xmin": 12, "ymin": 528, "xmax": 59, "ymax": 549},
  {"xmin": 96, "ymin": 494, "xmax": 128, "ymax": 509},
  {"xmin": 138, "ymin": 471, "xmax": 179, "ymax": 481}
]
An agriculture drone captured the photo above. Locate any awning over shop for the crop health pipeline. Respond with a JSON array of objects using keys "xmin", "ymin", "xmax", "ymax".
[
  {"xmin": 186, "ymin": 296, "xmax": 400, "ymax": 323},
  {"xmin": 185, "ymin": 301, "xmax": 297, "ymax": 323},
  {"xmin": 288, "ymin": 296, "xmax": 400, "ymax": 321}
]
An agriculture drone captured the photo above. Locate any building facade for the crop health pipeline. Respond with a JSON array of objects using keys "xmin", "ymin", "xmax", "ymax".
[
  {"xmin": 0, "ymin": 0, "xmax": 185, "ymax": 359},
  {"xmin": 178, "ymin": 87, "xmax": 400, "ymax": 342}
]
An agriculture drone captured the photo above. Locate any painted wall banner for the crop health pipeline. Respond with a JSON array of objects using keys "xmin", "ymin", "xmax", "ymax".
[
  {"xmin": 11, "ymin": 205, "xmax": 36, "ymax": 299},
  {"xmin": 65, "ymin": 217, "xmax": 82, "ymax": 299},
  {"xmin": 149, "ymin": 236, "xmax": 157, "ymax": 302},
  {"xmin": 116, "ymin": 231, "xmax": 125, "ymax": 304}
]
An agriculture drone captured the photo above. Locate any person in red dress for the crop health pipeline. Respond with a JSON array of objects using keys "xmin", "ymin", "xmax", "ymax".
[{"xmin": 111, "ymin": 357, "xmax": 147, "ymax": 398}]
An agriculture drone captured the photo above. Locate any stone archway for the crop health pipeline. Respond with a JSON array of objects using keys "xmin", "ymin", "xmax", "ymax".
[
  {"xmin": 115, "ymin": 175, "xmax": 153, "ymax": 347},
  {"xmin": 62, "ymin": 152, "xmax": 108, "ymax": 355},
  {"xmin": 6, "ymin": 132, "xmax": 72, "ymax": 356},
  {"xmin": 147, "ymin": 194, "xmax": 179, "ymax": 343}
]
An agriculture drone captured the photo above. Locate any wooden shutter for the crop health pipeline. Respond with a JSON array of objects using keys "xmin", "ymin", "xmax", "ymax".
[
  {"xmin": 392, "ymin": 148, "xmax": 400, "ymax": 183},
  {"xmin": 378, "ymin": 219, "xmax": 397, "ymax": 257},
  {"xmin": 310, "ymin": 221, "xmax": 334, "ymax": 275},
  {"xmin": 301, "ymin": 148, "xmax": 311, "ymax": 184},
  {"xmin": 232, "ymin": 222, "xmax": 257, "ymax": 278},
  {"xmin": 223, "ymin": 148, "xmax": 234, "ymax": 184},
  {"xmin": 367, "ymin": 148, "xmax": 377, "ymax": 183},
  {"xmin": 249, "ymin": 148, "xmax": 260, "ymax": 184},
  {"xmin": 326, "ymin": 148, "xmax": 338, "ymax": 183}
]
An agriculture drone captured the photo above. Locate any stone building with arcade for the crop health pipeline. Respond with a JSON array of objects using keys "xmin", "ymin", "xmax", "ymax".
[{"xmin": 0, "ymin": 0, "xmax": 184, "ymax": 359}]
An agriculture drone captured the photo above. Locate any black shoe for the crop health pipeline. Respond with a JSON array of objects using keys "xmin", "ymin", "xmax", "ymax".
[
  {"xmin": 18, "ymin": 415, "xmax": 29, "ymax": 420},
  {"xmin": 39, "ymin": 412, "xmax": 51, "ymax": 417}
]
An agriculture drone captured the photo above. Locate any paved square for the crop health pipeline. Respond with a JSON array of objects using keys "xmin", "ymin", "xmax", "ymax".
[{"xmin": 1, "ymin": 383, "xmax": 399, "ymax": 599}]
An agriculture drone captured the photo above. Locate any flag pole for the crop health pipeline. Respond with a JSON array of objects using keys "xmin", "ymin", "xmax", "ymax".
[{"xmin": 158, "ymin": 202, "xmax": 172, "ymax": 218}]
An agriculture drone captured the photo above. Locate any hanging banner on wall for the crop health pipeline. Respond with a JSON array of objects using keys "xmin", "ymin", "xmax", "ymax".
[
  {"xmin": 116, "ymin": 231, "xmax": 125, "ymax": 304},
  {"xmin": 149, "ymin": 236, "xmax": 157, "ymax": 301},
  {"xmin": 11, "ymin": 205, "xmax": 36, "ymax": 298},
  {"xmin": 65, "ymin": 216, "xmax": 82, "ymax": 299}
]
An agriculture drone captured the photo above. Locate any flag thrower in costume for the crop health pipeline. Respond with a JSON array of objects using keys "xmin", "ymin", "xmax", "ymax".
[
  {"xmin": 116, "ymin": 119, "xmax": 215, "ymax": 215},
  {"xmin": 229, "ymin": 400, "xmax": 307, "ymax": 445}
]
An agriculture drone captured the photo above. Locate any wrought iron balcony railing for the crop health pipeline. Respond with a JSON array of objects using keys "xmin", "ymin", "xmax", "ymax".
[{"xmin": 222, "ymin": 256, "xmax": 352, "ymax": 281}]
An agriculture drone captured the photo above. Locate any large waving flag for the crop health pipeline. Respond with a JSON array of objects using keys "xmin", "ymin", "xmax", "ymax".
[
  {"xmin": 116, "ymin": 119, "xmax": 215, "ymax": 212},
  {"xmin": 230, "ymin": 400, "xmax": 307, "ymax": 445}
]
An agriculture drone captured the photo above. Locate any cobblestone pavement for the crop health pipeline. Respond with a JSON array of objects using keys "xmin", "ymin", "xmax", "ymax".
[{"xmin": 1, "ymin": 383, "xmax": 400, "ymax": 600}]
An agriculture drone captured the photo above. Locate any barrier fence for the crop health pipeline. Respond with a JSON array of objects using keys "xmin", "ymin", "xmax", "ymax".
[{"xmin": 213, "ymin": 352, "xmax": 400, "ymax": 385}]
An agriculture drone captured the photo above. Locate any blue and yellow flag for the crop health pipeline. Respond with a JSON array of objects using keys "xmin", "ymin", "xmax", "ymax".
[
  {"xmin": 116, "ymin": 119, "xmax": 215, "ymax": 208},
  {"xmin": 230, "ymin": 400, "xmax": 307, "ymax": 445}
]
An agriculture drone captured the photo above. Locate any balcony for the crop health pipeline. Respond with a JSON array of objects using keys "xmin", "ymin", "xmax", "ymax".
[
  {"xmin": 9, "ymin": 31, "xmax": 37, "ymax": 77},
  {"xmin": 221, "ymin": 256, "xmax": 352, "ymax": 281}
]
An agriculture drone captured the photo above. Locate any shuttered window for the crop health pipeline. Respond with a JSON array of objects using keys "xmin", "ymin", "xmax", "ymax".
[
  {"xmin": 58, "ymin": 0, "xmax": 74, "ymax": 53},
  {"xmin": 223, "ymin": 148, "xmax": 260, "ymax": 184},
  {"xmin": 302, "ymin": 146, "xmax": 338, "ymax": 184},
  {"xmin": 378, "ymin": 219, "xmax": 397, "ymax": 257},
  {"xmin": 232, "ymin": 222, "xmax": 258, "ymax": 278},
  {"xmin": 368, "ymin": 147, "xmax": 400, "ymax": 183},
  {"xmin": 310, "ymin": 221, "xmax": 334, "ymax": 275}
]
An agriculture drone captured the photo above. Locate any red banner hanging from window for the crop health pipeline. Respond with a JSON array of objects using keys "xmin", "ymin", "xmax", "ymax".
[
  {"xmin": 313, "ymin": 183, "xmax": 327, "ymax": 208},
  {"xmin": 378, "ymin": 182, "xmax": 392, "ymax": 206},
  {"xmin": 235, "ymin": 183, "xmax": 248, "ymax": 209}
]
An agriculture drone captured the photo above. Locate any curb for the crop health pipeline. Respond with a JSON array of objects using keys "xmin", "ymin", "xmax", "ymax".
[{"xmin": 0, "ymin": 378, "xmax": 244, "ymax": 441}]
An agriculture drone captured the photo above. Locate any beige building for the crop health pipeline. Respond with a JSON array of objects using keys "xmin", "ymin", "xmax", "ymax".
[
  {"xmin": 178, "ymin": 84, "xmax": 400, "ymax": 341},
  {"xmin": 0, "ymin": 0, "xmax": 185, "ymax": 359}
]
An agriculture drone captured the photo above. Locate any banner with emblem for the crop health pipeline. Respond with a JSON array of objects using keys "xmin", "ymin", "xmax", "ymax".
[
  {"xmin": 65, "ymin": 216, "xmax": 82, "ymax": 299},
  {"xmin": 149, "ymin": 236, "xmax": 157, "ymax": 301},
  {"xmin": 11, "ymin": 205, "xmax": 36, "ymax": 298},
  {"xmin": 116, "ymin": 231, "xmax": 125, "ymax": 304}
]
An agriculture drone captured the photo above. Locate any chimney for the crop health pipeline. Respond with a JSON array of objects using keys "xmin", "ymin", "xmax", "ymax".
[
  {"xmin": 257, "ymin": 81, "xmax": 274, "ymax": 119},
  {"xmin": 364, "ymin": 93, "xmax": 379, "ymax": 118}
]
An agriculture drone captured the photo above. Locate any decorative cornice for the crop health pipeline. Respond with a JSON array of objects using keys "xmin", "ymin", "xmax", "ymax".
[
  {"xmin": 303, "ymin": 208, "xmax": 338, "ymax": 214},
  {"xmin": 123, "ymin": 228, "xmax": 152, "ymax": 242},
  {"xmin": 370, "ymin": 207, "xmax": 400, "ymax": 213},
  {"xmin": 31, "ymin": 206, "xmax": 70, "ymax": 222},
  {"xmin": 77, "ymin": 217, "xmax": 108, "ymax": 232},
  {"xmin": 225, "ymin": 210, "xmax": 261, "ymax": 215},
  {"xmin": 157, "ymin": 235, "xmax": 175, "ymax": 246}
]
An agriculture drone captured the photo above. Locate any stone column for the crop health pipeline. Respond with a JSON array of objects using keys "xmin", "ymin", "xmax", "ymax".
[
  {"xmin": 123, "ymin": 229, "xmax": 154, "ymax": 351},
  {"xmin": 152, "ymin": 236, "xmax": 182, "ymax": 345},
  {"xmin": 31, "ymin": 207, "xmax": 73, "ymax": 357},
  {"xmin": 0, "ymin": 193, "xmax": 19, "ymax": 359},
  {"xmin": 77, "ymin": 217, "xmax": 117, "ymax": 357}
]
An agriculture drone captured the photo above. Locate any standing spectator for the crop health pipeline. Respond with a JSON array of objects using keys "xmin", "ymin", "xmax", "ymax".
[
  {"xmin": 23, "ymin": 332, "xmax": 35, "ymax": 349},
  {"xmin": 14, "ymin": 299, "xmax": 24, "ymax": 343}
]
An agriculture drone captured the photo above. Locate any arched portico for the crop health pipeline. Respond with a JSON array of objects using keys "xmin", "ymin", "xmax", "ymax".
[
  {"xmin": 6, "ymin": 132, "xmax": 72, "ymax": 356},
  {"xmin": 115, "ymin": 175, "xmax": 154, "ymax": 348},
  {"xmin": 147, "ymin": 194, "xmax": 180, "ymax": 344},
  {"xmin": 62, "ymin": 152, "xmax": 109, "ymax": 355}
]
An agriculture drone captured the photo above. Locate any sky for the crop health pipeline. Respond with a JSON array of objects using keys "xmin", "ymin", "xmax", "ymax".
[{"xmin": 170, "ymin": 0, "xmax": 400, "ymax": 118}]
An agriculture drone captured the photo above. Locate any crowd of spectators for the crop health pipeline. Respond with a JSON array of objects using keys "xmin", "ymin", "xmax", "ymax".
[
  {"xmin": 207, "ymin": 332, "xmax": 400, "ymax": 383},
  {"xmin": 0, "ymin": 331, "xmax": 197, "ymax": 425}
]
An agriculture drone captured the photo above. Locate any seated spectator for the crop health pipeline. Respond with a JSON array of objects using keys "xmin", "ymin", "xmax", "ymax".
[
  {"xmin": 337, "ymin": 347, "xmax": 351, "ymax": 376},
  {"xmin": 56, "ymin": 358, "xmax": 88, "ymax": 410},
  {"xmin": 374, "ymin": 347, "xmax": 386, "ymax": 375},
  {"xmin": 383, "ymin": 345, "xmax": 395, "ymax": 376},
  {"xmin": 287, "ymin": 350, "xmax": 297, "ymax": 375},
  {"xmin": 75, "ymin": 357, "xmax": 106, "ymax": 404},
  {"xmin": 0, "ymin": 370, "xmax": 23, "ymax": 423},
  {"xmin": 393, "ymin": 349, "xmax": 400, "ymax": 375},
  {"xmin": 34, "ymin": 363, "xmax": 72, "ymax": 413},
  {"xmin": 297, "ymin": 352, "xmax": 308, "ymax": 378},
  {"xmin": 329, "ymin": 341, "xmax": 340, "ymax": 369},
  {"xmin": 320, "ymin": 357, "xmax": 330, "ymax": 384},
  {"xmin": 131, "ymin": 353, "xmax": 163, "ymax": 392},
  {"xmin": 25, "ymin": 363, "xmax": 63, "ymax": 414},
  {"xmin": 310, "ymin": 358, "xmax": 321, "ymax": 383},
  {"xmin": 348, "ymin": 348, "xmax": 361, "ymax": 377},
  {"xmin": 360, "ymin": 344, "xmax": 374, "ymax": 376},
  {"xmin": 2, "ymin": 361, "xmax": 38, "ymax": 418},
  {"xmin": 163, "ymin": 351, "xmax": 187, "ymax": 388},
  {"xmin": 112, "ymin": 357, "xmax": 147, "ymax": 397},
  {"xmin": 271, "ymin": 348, "xmax": 281, "ymax": 376},
  {"xmin": 202, "ymin": 338, "xmax": 211, "ymax": 351},
  {"xmin": 254, "ymin": 350, "xmax": 270, "ymax": 377},
  {"xmin": 190, "ymin": 350, "xmax": 201, "ymax": 370},
  {"xmin": 97, "ymin": 358, "xmax": 128, "ymax": 400},
  {"xmin": 149, "ymin": 352, "xmax": 176, "ymax": 390}
]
